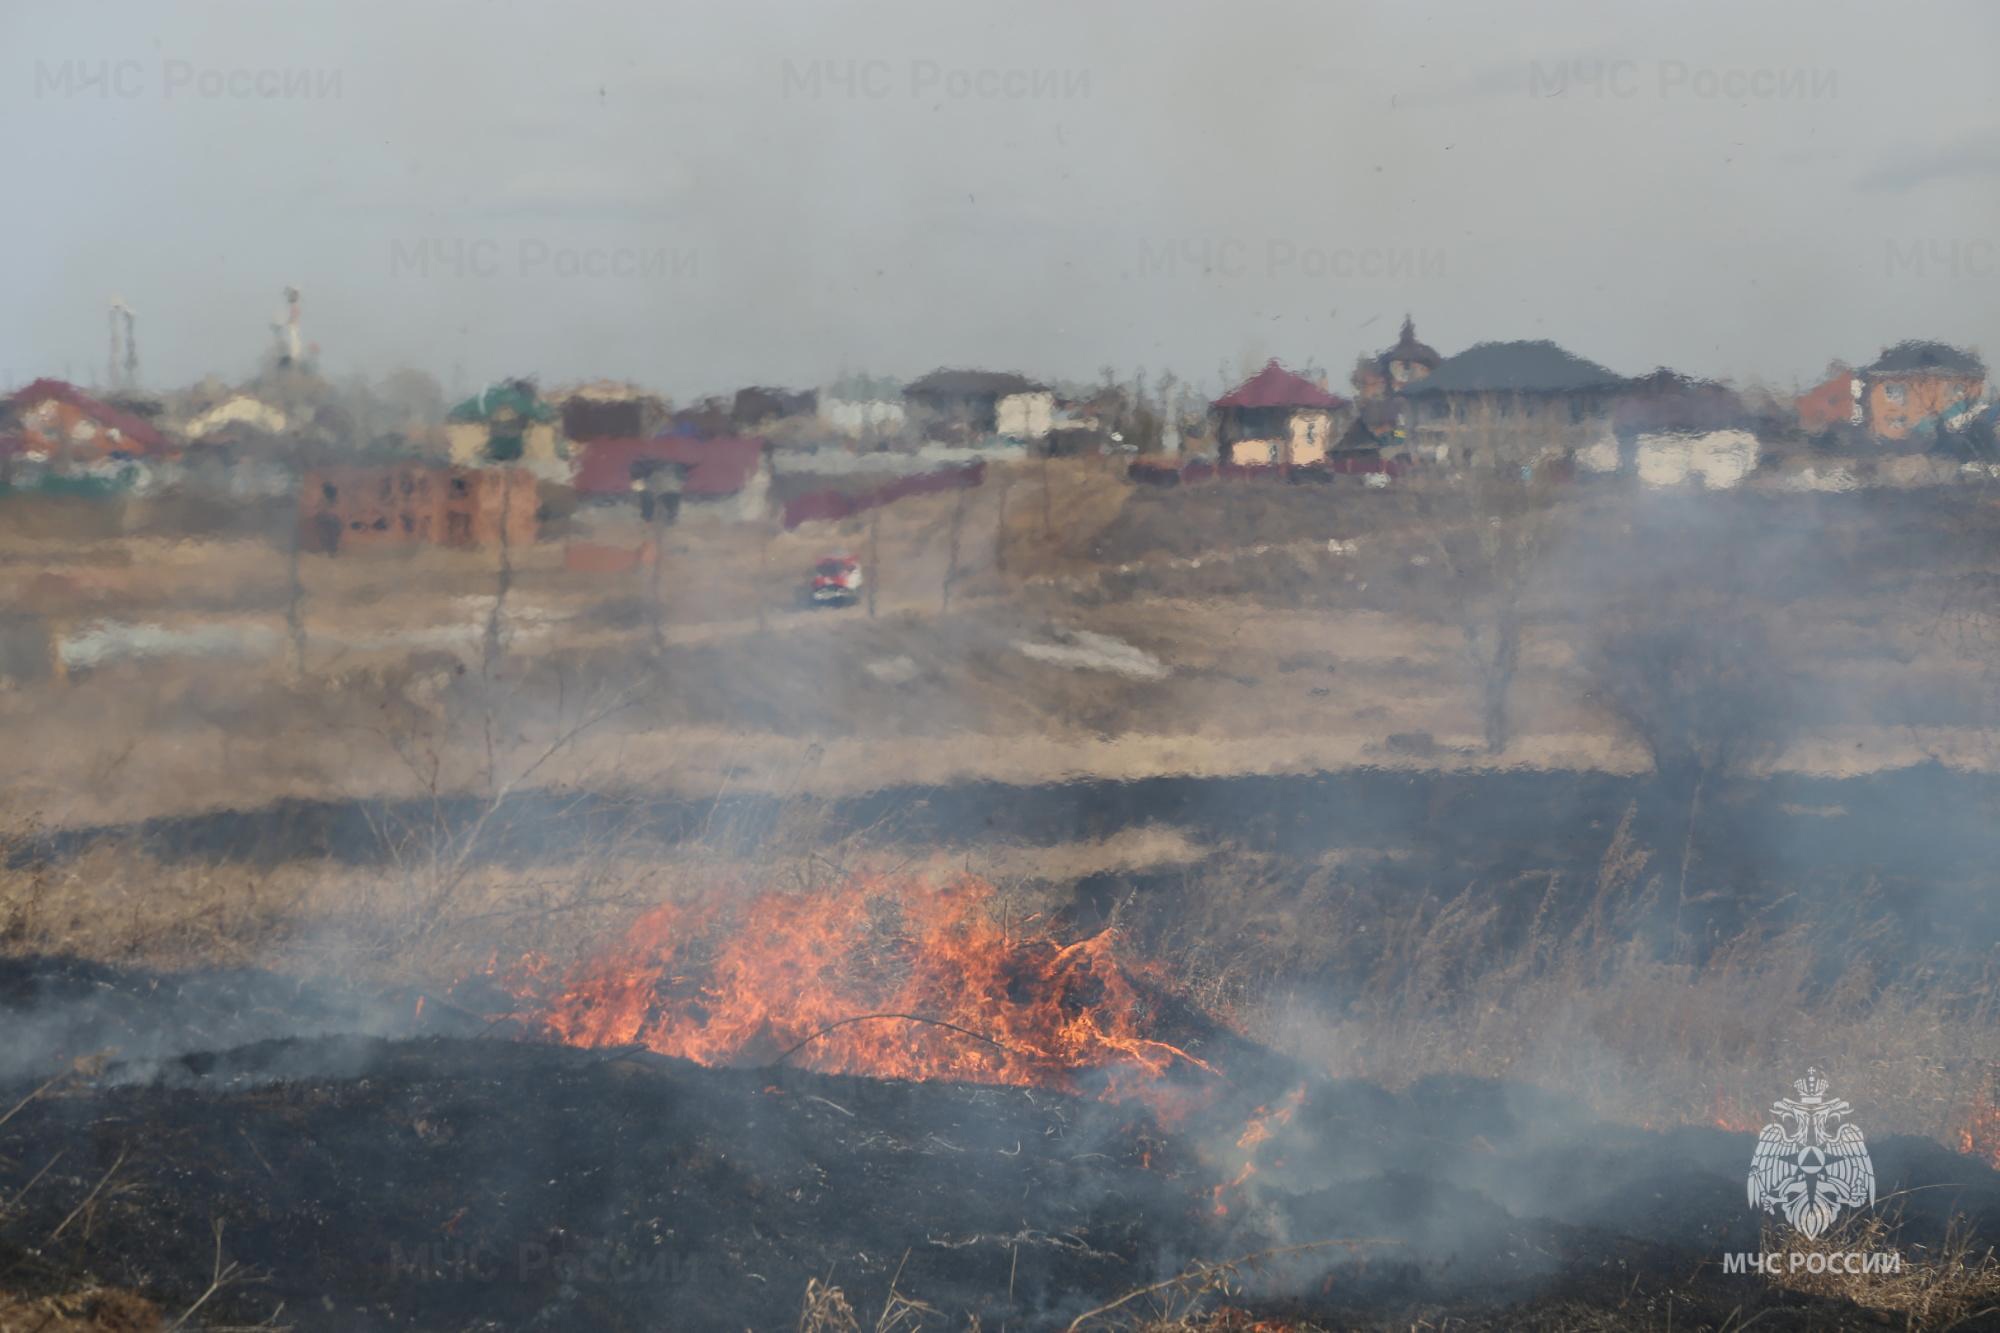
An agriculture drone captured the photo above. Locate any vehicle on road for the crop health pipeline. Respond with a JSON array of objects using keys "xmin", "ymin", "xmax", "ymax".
[{"xmin": 808, "ymin": 553, "xmax": 864, "ymax": 607}]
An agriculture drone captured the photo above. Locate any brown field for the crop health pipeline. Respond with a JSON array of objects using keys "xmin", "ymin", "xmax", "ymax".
[{"xmin": 5, "ymin": 465, "xmax": 2000, "ymax": 1328}]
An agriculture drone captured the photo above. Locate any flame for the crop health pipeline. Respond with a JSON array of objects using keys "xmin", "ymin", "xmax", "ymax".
[
  {"xmin": 485, "ymin": 874, "xmax": 1216, "ymax": 1102},
  {"xmin": 1708, "ymin": 1084, "xmax": 1761, "ymax": 1133},
  {"xmin": 1210, "ymin": 1084, "xmax": 1306, "ymax": 1216},
  {"xmin": 1958, "ymin": 1081, "xmax": 2000, "ymax": 1168}
]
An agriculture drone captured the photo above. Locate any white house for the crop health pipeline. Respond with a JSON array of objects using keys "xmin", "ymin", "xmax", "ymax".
[
  {"xmin": 995, "ymin": 389, "xmax": 1054, "ymax": 441},
  {"xmin": 1634, "ymin": 429, "xmax": 1760, "ymax": 490},
  {"xmin": 818, "ymin": 375, "xmax": 908, "ymax": 438},
  {"xmin": 185, "ymin": 394, "xmax": 289, "ymax": 441}
]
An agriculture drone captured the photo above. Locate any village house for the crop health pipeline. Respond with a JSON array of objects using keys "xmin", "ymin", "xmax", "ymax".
[
  {"xmin": 1399, "ymin": 340, "xmax": 1629, "ymax": 462},
  {"xmin": 445, "ymin": 379, "xmax": 566, "ymax": 478},
  {"xmin": 555, "ymin": 380, "xmax": 671, "ymax": 444},
  {"xmin": 183, "ymin": 393, "xmax": 289, "ymax": 444},
  {"xmin": 1349, "ymin": 316, "xmax": 1442, "ymax": 455},
  {"xmin": 1352, "ymin": 315, "xmax": 1443, "ymax": 399},
  {"xmin": 732, "ymin": 386, "xmax": 818, "ymax": 429},
  {"xmin": 817, "ymin": 374, "xmax": 907, "ymax": 439},
  {"xmin": 903, "ymin": 369, "xmax": 1053, "ymax": 445},
  {"xmin": 1581, "ymin": 371, "xmax": 1762, "ymax": 489},
  {"xmin": 1210, "ymin": 360, "xmax": 1349, "ymax": 467},
  {"xmin": 298, "ymin": 463, "xmax": 536, "ymax": 554},
  {"xmin": 1796, "ymin": 341, "xmax": 1986, "ymax": 443},
  {"xmin": 571, "ymin": 435, "xmax": 770, "ymax": 524},
  {"xmin": 6, "ymin": 379, "xmax": 170, "ymax": 469},
  {"xmin": 1795, "ymin": 364, "xmax": 1864, "ymax": 435}
]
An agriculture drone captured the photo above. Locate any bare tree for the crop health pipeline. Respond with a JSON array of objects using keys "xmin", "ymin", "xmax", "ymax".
[
  {"xmin": 1580, "ymin": 522, "xmax": 1799, "ymax": 922},
  {"xmin": 1425, "ymin": 476, "xmax": 1544, "ymax": 753}
]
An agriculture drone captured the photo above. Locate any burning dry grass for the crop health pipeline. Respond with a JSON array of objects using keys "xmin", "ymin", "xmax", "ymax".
[
  {"xmin": 485, "ymin": 872, "xmax": 1215, "ymax": 1098},
  {"xmin": 6, "ymin": 805, "xmax": 2000, "ymax": 1170}
]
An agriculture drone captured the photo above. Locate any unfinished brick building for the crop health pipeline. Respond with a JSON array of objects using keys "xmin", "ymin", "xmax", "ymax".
[{"xmin": 299, "ymin": 464, "xmax": 536, "ymax": 554}]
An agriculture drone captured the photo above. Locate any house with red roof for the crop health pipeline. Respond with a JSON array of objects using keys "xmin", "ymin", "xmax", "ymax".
[
  {"xmin": 1210, "ymin": 360, "xmax": 1350, "ymax": 467},
  {"xmin": 8, "ymin": 379, "xmax": 169, "ymax": 467},
  {"xmin": 572, "ymin": 435, "xmax": 770, "ymax": 523}
]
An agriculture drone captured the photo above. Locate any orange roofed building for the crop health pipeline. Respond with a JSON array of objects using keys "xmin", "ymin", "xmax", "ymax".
[
  {"xmin": 1796, "ymin": 341, "xmax": 1986, "ymax": 441},
  {"xmin": 7, "ymin": 379, "xmax": 169, "ymax": 463}
]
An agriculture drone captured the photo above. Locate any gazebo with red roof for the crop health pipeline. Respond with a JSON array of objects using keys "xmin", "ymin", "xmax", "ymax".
[{"xmin": 1209, "ymin": 360, "xmax": 1350, "ymax": 468}]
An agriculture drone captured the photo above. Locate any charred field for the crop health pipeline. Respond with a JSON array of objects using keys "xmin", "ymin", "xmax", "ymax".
[
  {"xmin": 5, "ymin": 759, "xmax": 2000, "ymax": 1329},
  {"xmin": 4, "ymin": 954, "xmax": 1998, "ymax": 1333}
]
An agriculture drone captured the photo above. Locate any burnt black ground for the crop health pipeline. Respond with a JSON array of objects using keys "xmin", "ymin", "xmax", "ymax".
[{"xmin": 3, "ymin": 962, "xmax": 1998, "ymax": 1330}]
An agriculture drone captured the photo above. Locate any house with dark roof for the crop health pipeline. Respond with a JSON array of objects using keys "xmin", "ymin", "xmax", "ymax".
[
  {"xmin": 1593, "ymin": 371, "xmax": 1762, "ymax": 489},
  {"xmin": 1795, "ymin": 341, "xmax": 1986, "ymax": 443},
  {"xmin": 1352, "ymin": 316, "xmax": 1442, "ymax": 401},
  {"xmin": 1863, "ymin": 342, "xmax": 1984, "ymax": 441},
  {"xmin": 732, "ymin": 386, "xmax": 818, "ymax": 429},
  {"xmin": 1398, "ymin": 340, "xmax": 1630, "ymax": 458},
  {"xmin": 555, "ymin": 381, "xmax": 671, "ymax": 444},
  {"xmin": 1349, "ymin": 316, "xmax": 1443, "ymax": 453},
  {"xmin": 1209, "ymin": 360, "xmax": 1350, "ymax": 467},
  {"xmin": 903, "ymin": 369, "xmax": 1053, "ymax": 444}
]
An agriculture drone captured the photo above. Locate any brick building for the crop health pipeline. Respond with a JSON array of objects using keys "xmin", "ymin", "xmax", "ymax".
[{"xmin": 299, "ymin": 464, "xmax": 536, "ymax": 554}]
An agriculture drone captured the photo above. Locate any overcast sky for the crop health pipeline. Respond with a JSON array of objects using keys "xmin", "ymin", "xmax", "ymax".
[{"xmin": 6, "ymin": 0, "xmax": 2000, "ymax": 400}]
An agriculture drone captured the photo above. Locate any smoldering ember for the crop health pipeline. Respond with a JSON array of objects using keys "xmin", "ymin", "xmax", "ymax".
[{"xmin": 8, "ymin": 4, "xmax": 2000, "ymax": 1332}]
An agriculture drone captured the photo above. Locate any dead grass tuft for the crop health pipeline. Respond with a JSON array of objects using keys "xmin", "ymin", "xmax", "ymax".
[{"xmin": 1761, "ymin": 1211, "xmax": 2000, "ymax": 1328}]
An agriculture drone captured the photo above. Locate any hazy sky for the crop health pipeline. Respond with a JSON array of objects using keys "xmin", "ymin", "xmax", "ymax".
[{"xmin": 6, "ymin": 0, "xmax": 2000, "ymax": 400}]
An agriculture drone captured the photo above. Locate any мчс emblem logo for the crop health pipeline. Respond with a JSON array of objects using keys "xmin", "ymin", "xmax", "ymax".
[{"xmin": 1747, "ymin": 1067, "xmax": 1876, "ymax": 1239}]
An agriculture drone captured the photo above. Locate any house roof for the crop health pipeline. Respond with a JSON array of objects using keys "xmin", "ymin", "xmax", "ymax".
[
  {"xmin": 1381, "ymin": 315, "xmax": 1441, "ymax": 369},
  {"xmin": 450, "ymin": 379, "xmax": 556, "ymax": 425},
  {"xmin": 1613, "ymin": 370, "xmax": 1751, "ymax": 434},
  {"xmin": 1212, "ymin": 360, "xmax": 1347, "ymax": 410},
  {"xmin": 9, "ymin": 379, "xmax": 168, "ymax": 452},
  {"xmin": 1335, "ymin": 417, "xmax": 1381, "ymax": 451},
  {"xmin": 573, "ymin": 435, "xmax": 766, "ymax": 497},
  {"xmin": 1403, "ymin": 340, "xmax": 1627, "ymax": 395},
  {"xmin": 823, "ymin": 373, "xmax": 905, "ymax": 402},
  {"xmin": 1864, "ymin": 340, "xmax": 1986, "ymax": 379},
  {"xmin": 904, "ymin": 369, "xmax": 1048, "ymax": 401}
]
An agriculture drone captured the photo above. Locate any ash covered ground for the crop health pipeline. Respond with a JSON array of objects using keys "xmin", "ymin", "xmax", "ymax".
[{"xmin": 3, "ymin": 957, "xmax": 1997, "ymax": 1331}]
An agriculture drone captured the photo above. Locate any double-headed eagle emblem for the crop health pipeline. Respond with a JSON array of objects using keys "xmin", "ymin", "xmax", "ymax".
[{"xmin": 1747, "ymin": 1068, "xmax": 1875, "ymax": 1239}]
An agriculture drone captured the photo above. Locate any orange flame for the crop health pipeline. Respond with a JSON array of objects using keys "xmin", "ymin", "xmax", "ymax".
[
  {"xmin": 1211, "ymin": 1084, "xmax": 1306, "ymax": 1216},
  {"xmin": 1958, "ymin": 1081, "xmax": 2000, "ymax": 1168},
  {"xmin": 486, "ymin": 875, "xmax": 1216, "ymax": 1103},
  {"xmin": 1708, "ymin": 1084, "xmax": 1761, "ymax": 1133}
]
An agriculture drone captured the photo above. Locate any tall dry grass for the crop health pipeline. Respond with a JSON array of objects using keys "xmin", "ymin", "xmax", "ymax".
[{"xmin": 1149, "ymin": 805, "xmax": 2000, "ymax": 1148}]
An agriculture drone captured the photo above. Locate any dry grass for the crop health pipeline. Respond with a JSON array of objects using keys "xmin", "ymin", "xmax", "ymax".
[
  {"xmin": 1761, "ymin": 1211, "xmax": 2000, "ymax": 1328},
  {"xmin": 0, "ymin": 1285, "xmax": 164, "ymax": 1333},
  {"xmin": 796, "ymin": 1260, "xmax": 942, "ymax": 1333},
  {"xmin": 1145, "ymin": 807, "xmax": 2000, "ymax": 1150}
]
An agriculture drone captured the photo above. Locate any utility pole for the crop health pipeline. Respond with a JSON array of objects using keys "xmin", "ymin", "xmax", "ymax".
[
  {"xmin": 942, "ymin": 484, "xmax": 968, "ymax": 613},
  {"xmin": 866, "ymin": 509, "xmax": 879, "ymax": 618},
  {"xmin": 483, "ymin": 468, "xmax": 515, "ymax": 676}
]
